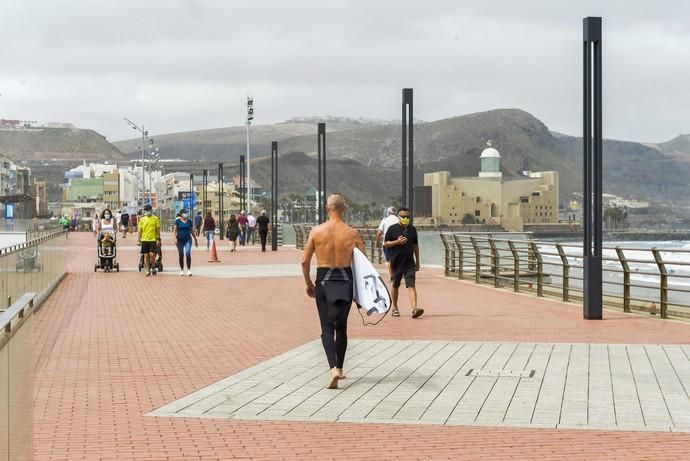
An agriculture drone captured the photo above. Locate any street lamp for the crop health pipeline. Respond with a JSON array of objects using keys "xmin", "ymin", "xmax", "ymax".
[
  {"xmin": 246, "ymin": 96, "xmax": 254, "ymax": 213},
  {"xmin": 123, "ymin": 117, "xmax": 149, "ymax": 208}
]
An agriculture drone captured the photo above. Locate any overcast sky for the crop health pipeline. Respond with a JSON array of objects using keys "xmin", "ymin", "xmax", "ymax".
[{"xmin": 1, "ymin": 0, "xmax": 689, "ymax": 143}]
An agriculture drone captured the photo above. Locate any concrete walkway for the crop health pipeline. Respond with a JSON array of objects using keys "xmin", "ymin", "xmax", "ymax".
[{"xmin": 33, "ymin": 232, "xmax": 690, "ymax": 460}]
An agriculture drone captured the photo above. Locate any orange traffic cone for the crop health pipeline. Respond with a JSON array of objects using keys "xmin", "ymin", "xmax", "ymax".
[{"xmin": 208, "ymin": 240, "xmax": 221, "ymax": 263}]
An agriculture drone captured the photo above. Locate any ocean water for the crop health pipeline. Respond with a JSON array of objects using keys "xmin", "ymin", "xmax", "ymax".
[{"xmin": 0, "ymin": 233, "xmax": 26, "ymax": 249}]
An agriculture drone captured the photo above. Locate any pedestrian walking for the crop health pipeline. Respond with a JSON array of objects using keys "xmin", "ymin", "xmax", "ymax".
[
  {"xmin": 193, "ymin": 211, "xmax": 203, "ymax": 237},
  {"xmin": 237, "ymin": 211, "xmax": 248, "ymax": 246},
  {"xmin": 376, "ymin": 206, "xmax": 399, "ymax": 279},
  {"xmin": 120, "ymin": 209, "xmax": 130, "ymax": 239},
  {"xmin": 59, "ymin": 215, "xmax": 70, "ymax": 238},
  {"xmin": 131, "ymin": 213, "xmax": 138, "ymax": 232},
  {"xmin": 256, "ymin": 210, "xmax": 270, "ymax": 252},
  {"xmin": 137, "ymin": 204, "xmax": 161, "ymax": 277},
  {"xmin": 247, "ymin": 211, "xmax": 257, "ymax": 245},
  {"xmin": 92, "ymin": 212, "xmax": 100, "ymax": 237},
  {"xmin": 225, "ymin": 214, "xmax": 241, "ymax": 252},
  {"xmin": 97, "ymin": 208, "xmax": 117, "ymax": 240},
  {"xmin": 173, "ymin": 209, "xmax": 198, "ymax": 276},
  {"xmin": 201, "ymin": 211, "xmax": 216, "ymax": 250},
  {"xmin": 301, "ymin": 193, "xmax": 366, "ymax": 389},
  {"xmin": 384, "ymin": 207, "xmax": 423, "ymax": 319}
]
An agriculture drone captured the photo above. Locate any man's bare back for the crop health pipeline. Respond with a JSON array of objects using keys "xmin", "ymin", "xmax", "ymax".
[{"xmin": 303, "ymin": 219, "xmax": 364, "ymax": 269}]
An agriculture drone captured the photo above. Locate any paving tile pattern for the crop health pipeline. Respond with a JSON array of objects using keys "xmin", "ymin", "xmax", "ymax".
[
  {"xmin": 150, "ymin": 339, "xmax": 690, "ymax": 432},
  {"xmin": 31, "ymin": 232, "xmax": 690, "ymax": 460}
]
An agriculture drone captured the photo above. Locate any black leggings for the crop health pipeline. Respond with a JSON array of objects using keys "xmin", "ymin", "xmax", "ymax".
[{"xmin": 315, "ymin": 268, "xmax": 353, "ymax": 369}]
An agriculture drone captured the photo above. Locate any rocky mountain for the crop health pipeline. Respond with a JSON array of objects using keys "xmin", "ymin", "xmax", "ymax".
[
  {"xmin": 656, "ymin": 134, "xmax": 690, "ymax": 163},
  {"xmin": 112, "ymin": 118, "xmax": 389, "ymax": 162},
  {"xmin": 7, "ymin": 110, "xmax": 690, "ymax": 210},
  {"xmin": 273, "ymin": 109, "xmax": 690, "ymax": 207},
  {"xmin": 0, "ymin": 127, "xmax": 126, "ymax": 162}
]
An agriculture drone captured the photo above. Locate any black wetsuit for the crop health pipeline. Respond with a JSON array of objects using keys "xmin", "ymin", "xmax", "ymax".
[{"xmin": 315, "ymin": 267, "xmax": 354, "ymax": 369}]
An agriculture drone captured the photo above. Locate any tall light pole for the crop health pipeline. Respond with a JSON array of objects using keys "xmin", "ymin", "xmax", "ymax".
[
  {"xmin": 246, "ymin": 96, "xmax": 254, "ymax": 212},
  {"xmin": 124, "ymin": 117, "xmax": 148, "ymax": 208}
]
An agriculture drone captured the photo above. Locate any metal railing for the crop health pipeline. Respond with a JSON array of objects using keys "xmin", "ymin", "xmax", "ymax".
[
  {"xmin": 439, "ymin": 233, "xmax": 690, "ymax": 319},
  {"xmin": 293, "ymin": 224, "xmax": 386, "ymax": 262}
]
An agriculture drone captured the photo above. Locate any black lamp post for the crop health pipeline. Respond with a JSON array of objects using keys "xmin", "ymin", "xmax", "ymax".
[
  {"xmin": 401, "ymin": 88, "xmax": 414, "ymax": 220},
  {"xmin": 271, "ymin": 141, "xmax": 279, "ymax": 251},
  {"xmin": 239, "ymin": 155, "xmax": 246, "ymax": 212},
  {"xmin": 202, "ymin": 169, "xmax": 208, "ymax": 217},
  {"xmin": 317, "ymin": 123, "xmax": 326, "ymax": 223},
  {"xmin": 218, "ymin": 162, "xmax": 224, "ymax": 240},
  {"xmin": 583, "ymin": 16, "xmax": 603, "ymax": 320}
]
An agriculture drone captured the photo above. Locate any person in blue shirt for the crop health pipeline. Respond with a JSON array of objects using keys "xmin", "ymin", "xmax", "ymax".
[
  {"xmin": 193, "ymin": 211, "xmax": 203, "ymax": 237},
  {"xmin": 173, "ymin": 209, "xmax": 198, "ymax": 276}
]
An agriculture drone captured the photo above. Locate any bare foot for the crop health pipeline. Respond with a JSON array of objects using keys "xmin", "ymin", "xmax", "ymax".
[
  {"xmin": 336, "ymin": 368, "xmax": 346, "ymax": 379},
  {"xmin": 326, "ymin": 370, "xmax": 340, "ymax": 389}
]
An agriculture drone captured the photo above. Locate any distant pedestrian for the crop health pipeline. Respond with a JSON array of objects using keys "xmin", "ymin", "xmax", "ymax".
[
  {"xmin": 256, "ymin": 210, "xmax": 270, "ymax": 252},
  {"xmin": 59, "ymin": 215, "xmax": 70, "ymax": 238},
  {"xmin": 237, "ymin": 211, "xmax": 248, "ymax": 246},
  {"xmin": 138, "ymin": 204, "xmax": 161, "ymax": 277},
  {"xmin": 193, "ymin": 211, "xmax": 203, "ymax": 237},
  {"xmin": 201, "ymin": 211, "xmax": 216, "ymax": 250},
  {"xmin": 92, "ymin": 212, "xmax": 99, "ymax": 237},
  {"xmin": 247, "ymin": 211, "xmax": 257, "ymax": 245},
  {"xmin": 225, "ymin": 214, "xmax": 241, "ymax": 252},
  {"xmin": 120, "ymin": 209, "xmax": 130, "ymax": 239},
  {"xmin": 131, "ymin": 213, "xmax": 138, "ymax": 232},
  {"xmin": 173, "ymin": 209, "xmax": 198, "ymax": 276},
  {"xmin": 376, "ymin": 206, "xmax": 399, "ymax": 280},
  {"xmin": 384, "ymin": 208, "xmax": 423, "ymax": 319},
  {"xmin": 71, "ymin": 216, "xmax": 78, "ymax": 232}
]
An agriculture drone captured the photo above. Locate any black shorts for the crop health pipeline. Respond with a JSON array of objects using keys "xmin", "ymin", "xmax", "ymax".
[
  {"xmin": 391, "ymin": 265, "xmax": 416, "ymax": 288},
  {"xmin": 141, "ymin": 241, "xmax": 157, "ymax": 254},
  {"xmin": 383, "ymin": 247, "xmax": 391, "ymax": 262}
]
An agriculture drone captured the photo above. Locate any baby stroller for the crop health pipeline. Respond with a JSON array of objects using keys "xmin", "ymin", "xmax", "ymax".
[
  {"xmin": 138, "ymin": 240, "xmax": 163, "ymax": 273},
  {"xmin": 95, "ymin": 231, "xmax": 119, "ymax": 272},
  {"xmin": 16, "ymin": 246, "xmax": 42, "ymax": 272}
]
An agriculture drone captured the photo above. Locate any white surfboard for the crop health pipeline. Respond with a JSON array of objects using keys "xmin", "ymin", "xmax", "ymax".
[{"xmin": 351, "ymin": 247, "xmax": 391, "ymax": 320}]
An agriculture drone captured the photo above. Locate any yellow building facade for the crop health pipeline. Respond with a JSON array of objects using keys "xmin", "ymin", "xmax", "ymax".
[{"xmin": 423, "ymin": 144, "xmax": 559, "ymax": 231}]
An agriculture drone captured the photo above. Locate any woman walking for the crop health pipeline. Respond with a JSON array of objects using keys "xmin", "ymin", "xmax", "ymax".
[
  {"xmin": 173, "ymin": 209, "xmax": 198, "ymax": 276},
  {"xmin": 201, "ymin": 211, "xmax": 216, "ymax": 250},
  {"xmin": 225, "ymin": 214, "xmax": 242, "ymax": 252}
]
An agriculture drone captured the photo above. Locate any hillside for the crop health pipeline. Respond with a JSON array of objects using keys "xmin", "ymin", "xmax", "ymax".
[
  {"xmin": 246, "ymin": 151, "xmax": 400, "ymax": 205},
  {"xmin": 656, "ymin": 134, "xmax": 690, "ymax": 162},
  {"xmin": 112, "ymin": 118, "xmax": 386, "ymax": 161},
  {"xmin": 0, "ymin": 127, "xmax": 126, "ymax": 161},
  {"xmin": 13, "ymin": 110, "xmax": 690, "ymax": 209}
]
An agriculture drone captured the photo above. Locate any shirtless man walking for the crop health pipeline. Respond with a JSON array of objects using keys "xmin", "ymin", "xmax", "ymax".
[{"xmin": 302, "ymin": 193, "xmax": 366, "ymax": 389}]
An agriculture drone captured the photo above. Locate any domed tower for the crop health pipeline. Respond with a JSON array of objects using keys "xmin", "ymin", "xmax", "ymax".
[{"xmin": 479, "ymin": 141, "xmax": 502, "ymax": 178}]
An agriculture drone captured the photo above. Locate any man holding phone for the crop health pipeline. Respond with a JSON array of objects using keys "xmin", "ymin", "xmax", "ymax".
[{"xmin": 383, "ymin": 207, "xmax": 423, "ymax": 319}]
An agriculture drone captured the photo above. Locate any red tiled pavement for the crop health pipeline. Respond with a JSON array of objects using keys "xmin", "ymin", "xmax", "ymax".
[{"xmin": 33, "ymin": 232, "xmax": 690, "ymax": 460}]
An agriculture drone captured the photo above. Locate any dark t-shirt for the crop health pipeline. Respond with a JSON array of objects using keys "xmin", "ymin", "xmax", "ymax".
[
  {"xmin": 120, "ymin": 213, "xmax": 130, "ymax": 226},
  {"xmin": 256, "ymin": 215, "xmax": 270, "ymax": 231},
  {"xmin": 202, "ymin": 216, "xmax": 216, "ymax": 231},
  {"xmin": 194, "ymin": 214, "xmax": 203, "ymax": 228},
  {"xmin": 384, "ymin": 223, "xmax": 418, "ymax": 270},
  {"xmin": 175, "ymin": 217, "xmax": 194, "ymax": 241}
]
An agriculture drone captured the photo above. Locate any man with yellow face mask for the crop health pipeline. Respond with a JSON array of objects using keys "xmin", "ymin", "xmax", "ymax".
[{"xmin": 383, "ymin": 207, "xmax": 423, "ymax": 318}]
